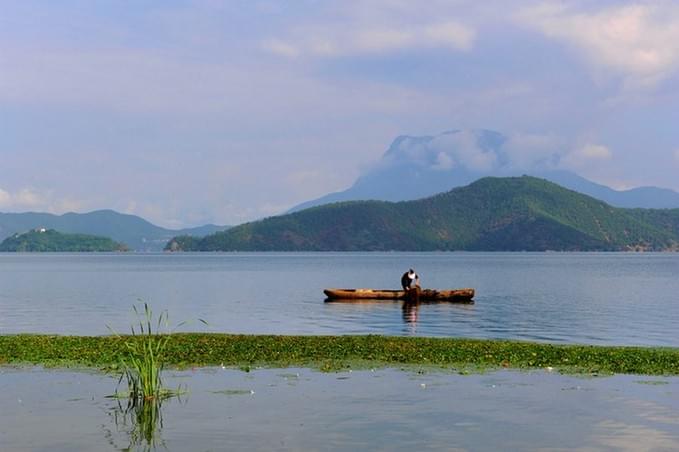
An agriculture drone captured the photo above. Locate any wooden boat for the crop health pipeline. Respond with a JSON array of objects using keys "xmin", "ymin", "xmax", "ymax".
[{"xmin": 323, "ymin": 288, "xmax": 475, "ymax": 302}]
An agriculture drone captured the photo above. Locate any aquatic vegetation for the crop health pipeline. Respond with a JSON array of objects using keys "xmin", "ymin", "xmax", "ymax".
[
  {"xmin": 2, "ymin": 334, "xmax": 679, "ymax": 376},
  {"xmin": 105, "ymin": 304, "xmax": 187, "ymax": 452},
  {"xmin": 210, "ymin": 389, "xmax": 255, "ymax": 396},
  {"xmin": 109, "ymin": 303, "xmax": 183, "ymax": 402}
]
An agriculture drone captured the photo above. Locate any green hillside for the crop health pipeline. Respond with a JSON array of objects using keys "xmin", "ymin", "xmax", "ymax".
[
  {"xmin": 167, "ymin": 176, "xmax": 679, "ymax": 252},
  {"xmin": 0, "ymin": 229, "xmax": 128, "ymax": 252}
]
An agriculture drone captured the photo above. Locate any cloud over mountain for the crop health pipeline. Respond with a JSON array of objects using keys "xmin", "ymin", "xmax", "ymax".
[
  {"xmin": 3, "ymin": 1, "xmax": 679, "ymax": 226},
  {"xmin": 380, "ymin": 129, "xmax": 563, "ymax": 173},
  {"xmin": 289, "ymin": 129, "xmax": 679, "ymax": 212}
]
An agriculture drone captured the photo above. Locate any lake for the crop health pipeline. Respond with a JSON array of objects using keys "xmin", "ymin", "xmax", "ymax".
[
  {"xmin": 2, "ymin": 252, "xmax": 679, "ymax": 451},
  {"xmin": 2, "ymin": 366, "xmax": 679, "ymax": 451},
  {"xmin": 1, "ymin": 252, "xmax": 678, "ymax": 345}
]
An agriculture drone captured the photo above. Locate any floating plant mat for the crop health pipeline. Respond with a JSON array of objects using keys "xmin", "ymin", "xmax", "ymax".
[
  {"xmin": 210, "ymin": 389, "xmax": 255, "ymax": 396},
  {"xmin": 3, "ymin": 334, "xmax": 679, "ymax": 376}
]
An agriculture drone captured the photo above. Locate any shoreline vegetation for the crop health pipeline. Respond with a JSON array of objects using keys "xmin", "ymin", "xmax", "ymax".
[{"xmin": 2, "ymin": 334, "xmax": 679, "ymax": 376}]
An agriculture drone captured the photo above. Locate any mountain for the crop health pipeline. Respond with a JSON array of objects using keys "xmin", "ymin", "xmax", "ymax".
[
  {"xmin": 0, "ymin": 229, "xmax": 128, "ymax": 252},
  {"xmin": 533, "ymin": 170, "xmax": 679, "ymax": 209},
  {"xmin": 0, "ymin": 210, "xmax": 228, "ymax": 251},
  {"xmin": 167, "ymin": 176, "xmax": 679, "ymax": 252},
  {"xmin": 289, "ymin": 129, "xmax": 679, "ymax": 211}
]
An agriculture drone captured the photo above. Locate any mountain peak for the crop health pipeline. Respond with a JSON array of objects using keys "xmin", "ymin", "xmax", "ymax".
[
  {"xmin": 288, "ymin": 129, "xmax": 679, "ymax": 212},
  {"xmin": 176, "ymin": 176, "xmax": 679, "ymax": 252}
]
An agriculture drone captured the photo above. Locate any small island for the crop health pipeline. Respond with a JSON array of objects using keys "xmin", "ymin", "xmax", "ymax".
[{"xmin": 0, "ymin": 228, "xmax": 128, "ymax": 252}]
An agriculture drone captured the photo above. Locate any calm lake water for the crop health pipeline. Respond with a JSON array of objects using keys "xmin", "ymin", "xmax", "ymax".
[
  {"xmin": 2, "ymin": 252, "xmax": 679, "ymax": 451},
  {"xmin": 2, "ymin": 367, "xmax": 679, "ymax": 452},
  {"xmin": 1, "ymin": 252, "xmax": 679, "ymax": 345}
]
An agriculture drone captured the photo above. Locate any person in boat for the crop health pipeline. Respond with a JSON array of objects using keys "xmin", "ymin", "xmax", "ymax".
[{"xmin": 401, "ymin": 268, "xmax": 420, "ymax": 291}]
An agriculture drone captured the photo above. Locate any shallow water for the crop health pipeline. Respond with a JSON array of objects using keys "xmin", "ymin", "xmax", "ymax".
[
  {"xmin": 1, "ymin": 252, "xmax": 679, "ymax": 345},
  {"xmin": 1, "ymin": 367, "xmax": 678, "ymax": 451}
]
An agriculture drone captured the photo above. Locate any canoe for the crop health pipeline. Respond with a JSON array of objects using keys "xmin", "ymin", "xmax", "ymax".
[{"xmin": 323, "ymin": 288, "xmax": 475, "ymax": 302}]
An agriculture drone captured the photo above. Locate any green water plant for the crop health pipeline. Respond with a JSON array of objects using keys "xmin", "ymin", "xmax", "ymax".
[
  {"xmin": 110, "ymin": 303, "xmax": 184, "ymax": 402},
  {"xmin": 106, "ymin": 304, "xmax": 207, "ymax": 451}
]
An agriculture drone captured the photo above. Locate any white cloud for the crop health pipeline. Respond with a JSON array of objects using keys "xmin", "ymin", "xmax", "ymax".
[
  {"xmin": 387, "ymin": 130, "xmax": 563, "ymax": 173},
  {"xmin": 430, "ymin": 131, "xmax": 497, "ymax": 172},
  {"xmin": 0, "ymin": 44, "xmax": 444, "ymax": 120},
  {"xmin": 388, "ymin": 138, "xmax": 430, "ymax": 165},
  {"xmin": 504, "ymin": 133, "xmax": 562, "ymax": 170},
  {"xmin": 260, "ymin": 39, "xmax": 300, "ymax": 58},
  {"xmin": 0, "ymin": 187, "xmax": 87, "ymax": 214},
  {"xmin": 0, "ymin": 188, "xmax": 11, "ymax": 207},
  {"xmin": 580, "ymin": 144, "xmax": 612, "ymax": 160},
  {"xmin": 14, "ymin": 188, "xmax": 46, "ymax": 208},
  {"xmin": 674, "ymin": 148, "xmax": 679, "ymax": 165},
  {"xmin": 353, "ymin": 28, "xmax": 413, "ymax": 53},
  {"xmin": 432, "ymin": 151, "xmax": 455, "ymax": 170},
  {"xmin": 561, "ymin": 143, "xmax": 612, "ymax": 169},
  {"xmin": 263, "ymin": 20, "xmax": 475, "ymax": 58},
  {"xmin": 423, "ymin": 21, "xmax": 475, "ymax": 50},
  {"xmin": 0, "ymin": 187, "xmax": 39, "ymax": 209},
  {"xmin": 450, "ymin": 132, "xmax": 497, "ymax": 171},
  {"xmin": 517, "ymin": 2, "xmax": 679, "ymax": 88}
]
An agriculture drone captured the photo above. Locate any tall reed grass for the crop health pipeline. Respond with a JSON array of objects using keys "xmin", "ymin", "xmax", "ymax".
[{"xmin": 110, "ymin": 303, "xmax": 184, "ymax": 402}]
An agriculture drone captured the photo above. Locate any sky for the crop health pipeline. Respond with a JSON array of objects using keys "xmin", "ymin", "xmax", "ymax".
[{"xmin": 2, "ymin": 0, "xmax": 679, "ymax": 228}]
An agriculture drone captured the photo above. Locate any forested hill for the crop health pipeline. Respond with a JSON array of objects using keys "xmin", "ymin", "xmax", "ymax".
[
  {"xmin": 0, "ymin": 209, "xmax": 227, "ymax": 251},
  {"xmin": 0, "ymin": 229, "xmax": 128, "ymax": 252},
  {"xmin": 167, "ymin": 176, "xmax": 679, "ymax": 252}
]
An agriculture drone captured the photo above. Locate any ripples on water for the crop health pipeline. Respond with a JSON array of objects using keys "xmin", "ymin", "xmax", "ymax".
[{"xmin": 1, "ymin": 252, "xmax": 678, "ymax": 346}]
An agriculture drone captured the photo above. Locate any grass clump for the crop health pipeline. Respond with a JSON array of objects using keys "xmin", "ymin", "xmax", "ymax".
[{"xmin": 109, "ymin": 303, "xmax": 182, "ymax": 402}]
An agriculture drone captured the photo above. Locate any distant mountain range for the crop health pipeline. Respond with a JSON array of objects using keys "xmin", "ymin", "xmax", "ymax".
[
  {"xmin": 0, "ymin": 210, "xmax": 228, "ymax": 251},
  {"xmin": 168, "ymin": 176, "xmax": 679, "ymax": 251},
  {"xmin": 289, "ymin": 129, "xmax": 679, "ymax": 212}
]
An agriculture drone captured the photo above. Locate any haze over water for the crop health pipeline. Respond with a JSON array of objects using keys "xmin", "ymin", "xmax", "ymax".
[{"xmin": 1, "ymin": 252, "xmax": 677, "ymax": 346}]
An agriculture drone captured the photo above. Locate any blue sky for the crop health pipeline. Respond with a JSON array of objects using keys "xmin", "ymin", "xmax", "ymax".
[{"xmin": 2, "ymin": 0, "xmax": 679, "ymax": 227}]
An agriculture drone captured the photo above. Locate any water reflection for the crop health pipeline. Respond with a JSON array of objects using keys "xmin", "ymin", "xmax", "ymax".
[
  {"xmin": 590, "ymin": 420, "xmax": 679, "ymax": 450},
  {"xmin": 401, "ymin": 301, "xmax": 419, "ymax": 334},
  {"xmin": 402, "ymin": 301, "xmax": 419, "ymax": 324},
  {"xmin": 107, "ymin": 395, "xmax": 177, "ymax": 451},
  {"xmin": 325, "ymin": 298, "xmax": 475, "ymax": 332}
]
